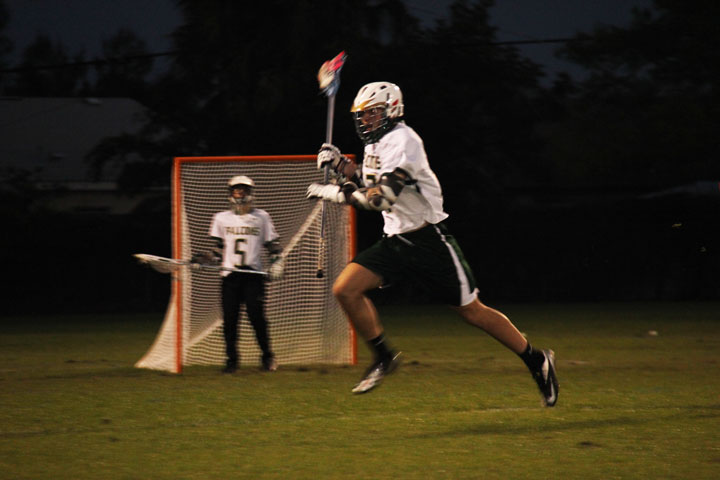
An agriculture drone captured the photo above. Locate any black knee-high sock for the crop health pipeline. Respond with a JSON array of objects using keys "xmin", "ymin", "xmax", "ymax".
[
  {"xmin": 518, "ymin": 342, "xmax": 544, "ymax": 371},
  {"xmin": 367, "ymin": 333, "xmax": 392, "ymax": 362}
]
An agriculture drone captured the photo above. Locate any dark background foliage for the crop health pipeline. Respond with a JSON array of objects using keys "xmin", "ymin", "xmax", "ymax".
[{"xmin": 1, "ymin": 0, "xmax": 718, "ymax": 313}]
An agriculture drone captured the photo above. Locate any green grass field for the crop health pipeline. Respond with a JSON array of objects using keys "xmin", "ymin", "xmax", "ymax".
[{"xmin": 1, "ymin": 302, "xmax": 719, "ymax": 479}]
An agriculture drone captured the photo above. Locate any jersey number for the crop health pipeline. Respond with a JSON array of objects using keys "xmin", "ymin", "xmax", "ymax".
[{"xmin": 234, "ymin": 238, "xmax": 247, "ymax": 267}]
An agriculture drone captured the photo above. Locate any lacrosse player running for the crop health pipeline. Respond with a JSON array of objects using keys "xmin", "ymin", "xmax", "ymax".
[
  {"xmin": 197, "ymin": 175, "xmax": 284, "ymax": 373},
  {"xmin": 307, "ymin": 82, "xmax": 558, "ymax": 405}
]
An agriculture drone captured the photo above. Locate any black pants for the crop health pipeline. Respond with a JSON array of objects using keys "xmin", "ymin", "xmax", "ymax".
[{"xmin": 221, "ymin": 272, "xmax": 272, "ymax": 366}]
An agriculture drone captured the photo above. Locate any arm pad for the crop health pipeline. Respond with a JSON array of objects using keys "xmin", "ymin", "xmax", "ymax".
[
  {"xmin": 211, "ymin": 238, "xmax": 223, "ymax": 259},
  {"xmin": 348, "ymin": 170, "xmax": 406, "ymax": 211},
  {"xmin": 378, "ymin": 170, "xmax": 405, "ymax": 203}
]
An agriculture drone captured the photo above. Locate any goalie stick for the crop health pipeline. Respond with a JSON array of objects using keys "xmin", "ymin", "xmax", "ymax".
[
  {"xmin": 316, "ymin": 50, "xmax": 347, "ymax": 278},
  {"xmin": 133, "ymin": 253, "xmax": 268, "ymax": 276},
  {"xmin": 134, "ymin": 198, "xmax": 328, "ymax": 281}
]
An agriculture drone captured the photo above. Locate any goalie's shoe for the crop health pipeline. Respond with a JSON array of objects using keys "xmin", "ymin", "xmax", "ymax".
[
  {"xmin": 351, "ymin": 351, "xmax": 401, "ymax": 394},
  {"xmin": 531, "ymin": 349, "xmax": 558, "ymax": 407},
  {"xmin": 222, "ymin": 362, "xmax": 237, "ymax": 374},
  {"xmin": 261, "ymin": 355, "xmax": 278, "ymax": 372}
]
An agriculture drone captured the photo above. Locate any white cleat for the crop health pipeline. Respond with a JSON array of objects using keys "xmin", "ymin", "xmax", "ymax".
[{"xmin": 351, "ymin": 352, "xmax": 401, "ymax": 394}]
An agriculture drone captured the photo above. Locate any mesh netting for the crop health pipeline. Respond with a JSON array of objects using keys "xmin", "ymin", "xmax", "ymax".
[{"xmin": 136, "ymin": 156, "xmax": 355, "ymax": 372}]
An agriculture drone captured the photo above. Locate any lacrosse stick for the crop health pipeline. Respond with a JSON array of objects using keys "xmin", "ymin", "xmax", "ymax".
[
  {"xmin": 134, "ymin": 253, "xmax": 268, "ymax": 276},
  {"xmin": 316, "ymin": 50, "xmax": 347, "ymax": 278}
]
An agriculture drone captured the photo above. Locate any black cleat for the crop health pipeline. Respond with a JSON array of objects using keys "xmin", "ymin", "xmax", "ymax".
[
  {"xmin": 222, "ymin": 363, "xmax": 237, "ymax": 374},
  {"xmin": 351, "ymin": 351, "xmax": 401, "ymax": 394},
  {"xmin": 531, "ymin": 349, "xmax": 558, "ymax": 407}
]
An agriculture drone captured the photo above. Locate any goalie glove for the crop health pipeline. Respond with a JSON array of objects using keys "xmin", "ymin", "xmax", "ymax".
[
  {"xmin": 190, "ymin": 251, "xmax": 220, "ymax": 271},
  {"xmin": 268, "ymin": 256, "xmax": 284, "ymax": 281},
  {"xmin": 191, "ymin": 252, "xmax": 220, "ymax": 266}
]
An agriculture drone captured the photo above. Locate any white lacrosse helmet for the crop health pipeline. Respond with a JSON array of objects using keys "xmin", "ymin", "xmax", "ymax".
[
  {"xmin": 228, "ymin": 175, "xmax": 255, "ymax": 213},
  {"xmin": 351, "ymin": 82, "xmax": 404, "ymax": 144}
]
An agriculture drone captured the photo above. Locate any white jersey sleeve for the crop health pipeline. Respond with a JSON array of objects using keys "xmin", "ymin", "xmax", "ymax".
[
  {"xmin": 209, "ymin": 208, "xmax": 279, "ymax": 275},
  {"xmin": 361, "ymin": 122, "xmax": 448, "ymax": 235}
]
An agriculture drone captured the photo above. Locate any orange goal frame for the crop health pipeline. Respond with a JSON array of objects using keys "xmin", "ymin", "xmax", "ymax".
[{"xmin": 170, "ymin": 155, "xmax": 357, "ymax": 373}]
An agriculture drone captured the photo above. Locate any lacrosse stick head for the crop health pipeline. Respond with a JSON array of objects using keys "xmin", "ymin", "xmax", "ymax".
[
  {"xmin": 134, "ymin": 253, "xmax": 183, "ymax": 274},
  {"xmin": 317, "ymin": 51, "xmax": 347, "ymax": 97}
]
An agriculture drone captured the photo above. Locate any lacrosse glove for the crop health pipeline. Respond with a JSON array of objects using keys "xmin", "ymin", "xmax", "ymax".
[{"xmin": 269, "ymin": 255, "xmax": 284, "ymax": 281}]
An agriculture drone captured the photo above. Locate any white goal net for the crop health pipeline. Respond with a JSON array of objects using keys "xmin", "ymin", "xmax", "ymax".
[{"xmin": 136, "ymin": 156, "xmax": 356, "ymax": 373}]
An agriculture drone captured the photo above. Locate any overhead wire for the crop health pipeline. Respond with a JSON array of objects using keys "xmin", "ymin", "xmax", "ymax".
[{"xmin": 0, "ymin": 36, "xmax": 584, "ymax": 74}]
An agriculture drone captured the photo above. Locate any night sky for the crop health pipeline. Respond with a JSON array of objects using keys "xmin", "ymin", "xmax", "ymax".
[{"xmin": 4, "ymin": 0, "xmax": 653, "ymax": 83}]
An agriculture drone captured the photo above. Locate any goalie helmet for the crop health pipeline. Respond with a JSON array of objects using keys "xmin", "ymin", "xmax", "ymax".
[
  {"xmin": 351, "ymin": 82, "xmax": 404, "ymax": 145},
  {"xmin": 228, "ymin": 175, "xmax": 255, "ymax": 214}
]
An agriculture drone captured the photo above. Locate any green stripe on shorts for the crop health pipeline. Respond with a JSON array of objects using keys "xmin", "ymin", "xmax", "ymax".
[{"xmin": 352, "ymin": 222, "xmax": 477, "ymax": 306}]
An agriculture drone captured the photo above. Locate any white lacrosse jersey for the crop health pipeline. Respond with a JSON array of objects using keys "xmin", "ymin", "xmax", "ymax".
[
  {"xmin": 361, "ymin": 122, "xmax": 449, "ymax": 235},
  {"xmin": 209, "ymin": 208, "xmax": 278, "ymax": 275}
]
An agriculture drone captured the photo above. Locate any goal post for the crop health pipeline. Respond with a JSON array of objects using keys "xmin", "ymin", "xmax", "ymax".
[{"xmin": 136, "ymin": 155, "xmax": 357, "ymax": 373}]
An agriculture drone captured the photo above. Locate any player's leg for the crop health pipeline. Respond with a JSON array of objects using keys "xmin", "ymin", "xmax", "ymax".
[
  {"xmin": 221, "ymin": 274, "xmax": 243, "ymax": 373},
  {"xmin": 333, "ymin": 262, "xmax": 400, "ymax": 393},
  {"xmin": 332, "ymin": 262, "xmax": 384, "ymax": 339},
  {"xmin": 453, "ymin": 299, "xmax": 527, "ymax": 353},
  {"xmin": 244, "ymin": 275, "xmax": 276, "ymax": 371},
  {"xmin": 420, "ymin": 222, "xmax": 559, "ymax": 406},
  {"xmin": 454, "ymin": 299, "xmax": 557, "ymax": 406}
]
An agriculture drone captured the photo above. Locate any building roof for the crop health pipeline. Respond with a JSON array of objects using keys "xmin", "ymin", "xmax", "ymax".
[{"xmin": 0, "ymin": 96, "xmax": 146, "ymax": 184}]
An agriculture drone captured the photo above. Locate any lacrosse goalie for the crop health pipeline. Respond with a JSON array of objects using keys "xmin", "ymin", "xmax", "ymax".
[
  {"xmin": 307, "ymin": 81, "xmax": 558, "ymax": 405},
  {"xmin": 195, "ymin": 175, "xmax": 283, "ymax": 373}
]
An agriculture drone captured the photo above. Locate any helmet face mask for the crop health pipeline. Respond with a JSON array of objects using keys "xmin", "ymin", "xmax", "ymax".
[
  {"xmin": 227, "ymin": 175, "xmax": 255, "ymax": 214},
  {"xmin": 351, "ymin": 82, "xmax": 404, "ymax": 145},
  {"xmin": 353, "ymin": 105, "xmax": 388, "ymax": 143}
]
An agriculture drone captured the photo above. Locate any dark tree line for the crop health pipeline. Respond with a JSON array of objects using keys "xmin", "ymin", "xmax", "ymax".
[
  {"xmin": 1, "ymin": 0, "xmax": 718, "ymax": 310},
  {"xmin": 2, "ymin": 0, "xmax": 717, "ymax": 191},
  {"xmin": 548, "ymin": 0, "xmax": 720, "ymax": 188}
]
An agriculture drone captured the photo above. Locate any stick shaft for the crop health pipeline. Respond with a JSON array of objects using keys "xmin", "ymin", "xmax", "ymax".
[
  {"xmin": 317, "ymin": 93, "xmax": 335, "ymax": 275},
  {"xmin": 319, "ymin": 93, "xmax": 336, "ymax": 239},
  {"xmin": 325, "ymin": 94, "xmax": 336, "ymax": 144},
  {"xmin": 316, "ymin": 51, "xmax": 346, "ymax": 277},
  {"xmin": 135, "ymin": 254, "xmax": 267, "ymax": 275}
]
